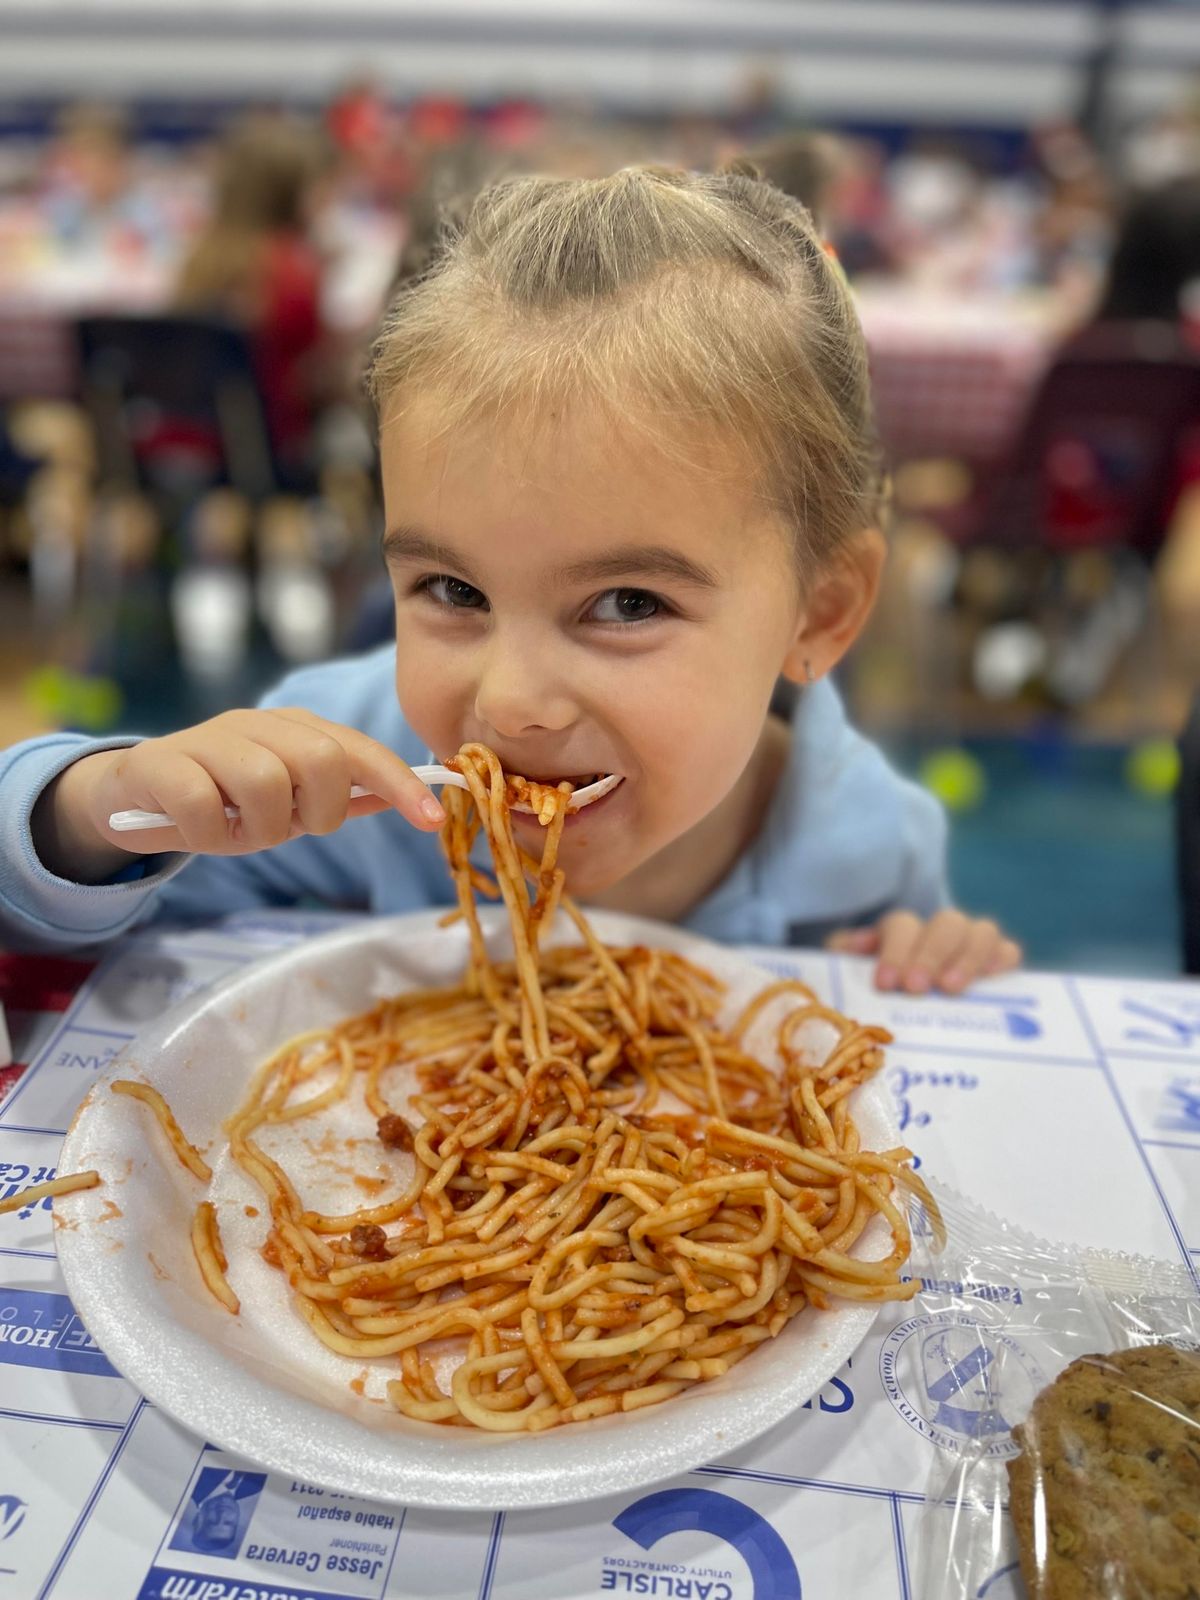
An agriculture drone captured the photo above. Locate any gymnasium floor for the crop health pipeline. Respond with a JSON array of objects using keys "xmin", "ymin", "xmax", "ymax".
[{"xmin": 891, "ymin": 736, "xmax": 1179, "ymax": 976}]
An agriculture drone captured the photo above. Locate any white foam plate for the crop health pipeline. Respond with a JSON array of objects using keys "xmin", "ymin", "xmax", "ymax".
[{"xmin": 56, "ymin": 909, "xmax": 898, "ymax": 1510}]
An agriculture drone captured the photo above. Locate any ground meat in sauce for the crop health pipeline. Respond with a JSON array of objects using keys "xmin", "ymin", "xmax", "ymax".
[
  {"xmin": 348, "ymin": 1223, "xmax": 389, "ymax": 1259},
  {"xmin": 377, "ymin": 1113, "xmax": 414, "ymax": 1150}
]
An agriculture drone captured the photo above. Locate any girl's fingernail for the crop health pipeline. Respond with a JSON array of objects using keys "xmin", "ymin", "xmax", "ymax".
[
  {"xmin": 904, "ymin": 967, "xmax": 931, "ymax": 993},
  {"xmin": 875, "ymin": 963, "xmax": 898, "ymax": 990},
  {"xmin": 943, "ymin": 967, "xmax": 968, "ymax": 991},
  {"xmin": 420, "ymin": 796, "xmax": 446, "ymax": 825}
]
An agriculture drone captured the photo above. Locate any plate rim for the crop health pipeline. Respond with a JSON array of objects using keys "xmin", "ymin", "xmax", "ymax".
[{"xmin": 56, "ymin": 908, "xmax": 893, "ymax": 1509}]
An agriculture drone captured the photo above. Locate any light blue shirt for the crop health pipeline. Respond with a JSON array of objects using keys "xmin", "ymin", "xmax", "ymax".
[{"xmin": 0, "ymin": 646, "xmax": 948, "ymax": 953}]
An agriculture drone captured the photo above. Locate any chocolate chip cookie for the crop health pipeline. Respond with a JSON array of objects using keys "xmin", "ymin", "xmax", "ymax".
[{"xmin": 1007, "ymin": 1344, "xmax": 1200, "ymax": 1599}]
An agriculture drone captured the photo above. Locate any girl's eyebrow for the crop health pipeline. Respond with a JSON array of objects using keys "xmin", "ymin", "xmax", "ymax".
[
  {"xmin": 382, "ymin": 525, "xmax": 481, "ymax": 583},
  {"xmin": 555, "ymin": 548, "xmax": 720, "ymax": 588},
  {"xmin": 384, "ymin": 525, "xmax": 719, "ymax": 591}
]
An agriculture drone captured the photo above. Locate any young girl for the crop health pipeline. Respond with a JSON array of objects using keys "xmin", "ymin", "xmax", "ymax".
[{"xmin": 2, "ymin": 167, "xmax": 1019, "ymax": 994}]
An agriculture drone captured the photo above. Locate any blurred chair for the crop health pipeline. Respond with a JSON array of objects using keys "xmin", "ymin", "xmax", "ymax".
[
  {"xmin": 968, "ymin": 325, "xmax": 1200, "ymax": 557},
  {"xmin": 1179, "ymin": 688, "xmax": 1200, "ymax": 975},
  {"xmin": 0, "ymin": 416, "xmax": 37, "ymax": 510},
  {"xmin": 77, "ymin": 315, "xmax": 280, "ymax": 501},
  {"xmin": 928, "ymin": 326, "xmax": 1200, "ymax": 708}
]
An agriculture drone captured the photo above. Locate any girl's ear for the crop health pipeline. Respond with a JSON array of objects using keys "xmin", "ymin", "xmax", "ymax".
[{"xmin": 780, "ymin": 526, "xmax": 887, "ymax": 684}]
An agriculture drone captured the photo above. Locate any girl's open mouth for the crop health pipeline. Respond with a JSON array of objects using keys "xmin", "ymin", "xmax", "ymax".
[{"xmin": 508, "ymin": 773, "xmax": 625, "ymax": 823}]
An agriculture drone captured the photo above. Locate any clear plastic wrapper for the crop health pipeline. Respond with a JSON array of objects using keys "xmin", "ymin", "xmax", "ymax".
[{"xmin": 907, "ymin": 1186, "xmax": 1200, "ymax": 1599}]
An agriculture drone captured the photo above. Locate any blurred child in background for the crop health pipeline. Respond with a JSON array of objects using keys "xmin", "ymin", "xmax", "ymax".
[
  {"xmin": 174, "ymin": 115, "xmax": 333, "ymax": 479},
  {"xmin": 1094, "ymin": 172, "xmax": 1200, "ymax": 326},
  {"xmin": 42, "ymin": 102, "xmax": 169, "ymax": 269}
]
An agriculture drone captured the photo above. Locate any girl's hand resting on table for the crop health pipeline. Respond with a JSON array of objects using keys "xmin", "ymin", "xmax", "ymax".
[
  {"xmin": 32, "ymin": 708, "xmax": 447, "ymax": 885},
  {"xmin": 827, "ymin": 909, "xmax": 1022, "ymax": 995}
]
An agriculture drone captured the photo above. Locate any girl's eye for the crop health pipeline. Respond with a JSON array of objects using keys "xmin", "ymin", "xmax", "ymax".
[
  {"xmin": 587, "ymin": 588, "xmax": 668, "ymax": 625},
  {"xmin": 418, "ymin": 575, "xmax": 489, "ymax": 611}
]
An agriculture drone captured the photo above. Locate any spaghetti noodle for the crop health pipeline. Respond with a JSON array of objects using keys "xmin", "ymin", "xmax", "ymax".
[
  {"xmin": 222, "ymin": 741, "xmax": 939, "ymax": 1432},
  {"xmin": 0, "ymin": 1170, "xmax": 100, "ymax": 1216},
  {"xmin": 191, "ymin": 1199, "xmax": 240, "ymax": 1314},
  {"xmin": 111, "ymin": 1080, "xmax": 213, "ymax": 1182}
]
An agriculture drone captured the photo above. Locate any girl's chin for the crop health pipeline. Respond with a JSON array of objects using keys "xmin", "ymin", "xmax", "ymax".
[
  {"xmin": 507, "ymin": 780, "xmax": 657, "ymax": 897},
  {"xmin": 510, "ymin": 823, "xmax": 633, "ymax": 899}
]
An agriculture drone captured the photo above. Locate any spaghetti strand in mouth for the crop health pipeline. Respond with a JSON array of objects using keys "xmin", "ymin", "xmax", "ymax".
[{"xmin": 500, "ymin": 770, "xmax": 623, "ymax": 819}]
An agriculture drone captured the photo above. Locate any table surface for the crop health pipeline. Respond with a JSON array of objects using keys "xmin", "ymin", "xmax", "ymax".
[
  {"xmin": 1, "ymin": 910, "xmax": 1197, "ymax": 1600},
  {"xmin": 0, "ymin": 204, "xmax": 402, "ymax": 403},
  {"xmin": 855, "ymin": 288, "xmax": 1065, "ymax": 466}
]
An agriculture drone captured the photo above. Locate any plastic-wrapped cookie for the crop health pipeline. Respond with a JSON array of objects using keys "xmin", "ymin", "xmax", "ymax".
[{"xmin": 1006, "ymin": 1343, "xmax": 1200, "ymax": 1599}]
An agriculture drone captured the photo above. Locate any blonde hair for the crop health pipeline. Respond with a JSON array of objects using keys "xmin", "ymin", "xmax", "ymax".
[{"xmin": 368, "ymin": 165, "xmax": 880, "ymax": 571}]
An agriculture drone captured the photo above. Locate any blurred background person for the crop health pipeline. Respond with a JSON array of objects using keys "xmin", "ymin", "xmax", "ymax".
[
  {"xmin": 40, "ymin": 103, "xmax": 171, "ymax": 270},
  {"xmin": 173, "ymin": 113, "xmax": 335, "ymax": 481},
  {"xmin": 733, "ymin": 131, "xmax": 840, "ymax": 226},
  {"xmin": 1094, "ymin": 170, "xmax": 1200, "ymax": 324}
]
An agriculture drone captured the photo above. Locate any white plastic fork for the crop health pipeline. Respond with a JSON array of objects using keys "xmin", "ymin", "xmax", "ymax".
[{"xmin": 107, "ymin": 767, "xmax": 623, "ymax": 832}]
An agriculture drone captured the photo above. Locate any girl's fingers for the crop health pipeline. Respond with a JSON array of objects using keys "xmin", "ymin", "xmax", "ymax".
[
  {"xmin": 191, "ymin": 715, "xmax": 417, "ymax": 840},
  {"xmin": 939, "ymin": 920, "xmax": 1004, "ymax": 993},
  {"xmin": 129, "ymin": 754, "xmax": 233, "ymax": 855},
  {"xmin": 176, "ymin": 734, "xmax": 296, "ymax": 851},
  {"xmin": 217, "ymin": 715, "xmax": 355, "ymax": 838},
  {"xmin": 272, "ymin": 708, "xmax": 445, "ymax": 831},
  {"xmin": 897, "ymin": 909, "xmax": 972, "ymax": 993},
  {"xmin": 873, "ymin": 911, "xmax": 925, "ymax": 990},
  {"xmin": 989, "ymin": 938, "xmax": 1023, "ymax": 976},
  {"xmin": 870, "ymin": 912, "xmax": 1021, "ymax": 996},
  {"xmin": 91, "ymin": 707, "xmax": 449, "ymax": 861},
  {"xmin": 285, "ymin": 791, "xmax": 395, "ymax": 841},
  {"xmin": 826, "ymin": 927, "xmax": 881, "ymax": 954}
]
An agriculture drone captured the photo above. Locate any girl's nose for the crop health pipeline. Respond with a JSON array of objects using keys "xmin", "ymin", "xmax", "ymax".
[{"xmin": 473, "ymin": 638, "xmax": 578, "ymax": 738}]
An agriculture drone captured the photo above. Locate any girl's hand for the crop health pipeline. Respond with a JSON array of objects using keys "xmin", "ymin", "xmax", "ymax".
[
  {"xmin": 33, "ymin": 708, "xmax": 447, "ymax": 884},
  {"xmin": 827, "ymin": 909, "xmax": 1022, "ymax": 994}
]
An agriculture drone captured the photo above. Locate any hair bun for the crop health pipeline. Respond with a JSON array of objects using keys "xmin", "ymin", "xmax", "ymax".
[{"xmin": 719, "ymin": 155, "xmax": 764, "ymax": 182}]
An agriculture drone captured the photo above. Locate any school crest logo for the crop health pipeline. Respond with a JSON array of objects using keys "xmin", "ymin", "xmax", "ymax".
[{"xmin": 879, "ymin": 1312, "xmax": 1044, "ymax": 1459}]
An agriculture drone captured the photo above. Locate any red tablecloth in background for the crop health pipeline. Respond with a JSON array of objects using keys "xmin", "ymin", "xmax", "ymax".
[{"xmin": 859, "ymin": 288, "xmax": 1063, "ymax": 465}]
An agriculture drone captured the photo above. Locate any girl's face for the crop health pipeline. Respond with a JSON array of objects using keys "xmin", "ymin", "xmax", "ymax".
[{"xmin": 381, "ymin": 398, "xmax": 810, "ymax": 898}]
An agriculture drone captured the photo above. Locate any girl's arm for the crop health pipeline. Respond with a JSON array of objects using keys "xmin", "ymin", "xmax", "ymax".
[{"xmin": 0, "ymin": 703, "xmax": 443, "ymax": 954}]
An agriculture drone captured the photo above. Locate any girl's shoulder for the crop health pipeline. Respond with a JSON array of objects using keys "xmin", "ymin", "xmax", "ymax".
[
  {"xmin": 737, "ymin": 681, "xmax": 948, "ymax": 938},
  {"xmin": 769, "ymin": 680, "xmax": 944, "ymax": 865}
]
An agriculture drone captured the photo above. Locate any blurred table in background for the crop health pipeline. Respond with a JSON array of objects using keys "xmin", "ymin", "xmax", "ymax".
[
  {"xmin": 0, "ymin": 280, "xmax": 164, "ymax": 403},
  {"xmin": 0, "ymin": 202, "xmax": 402, "ymax": 403},
  {"xmin": 858, "ymin": 286, "xmax": 1074, "ymax": 466},
  {"xmin": 3, "ymin": 220, "xmax": 1070, "ymax": 459},
  {"xmin": 0, "ymin": 311, "xmax": 77, "ymax": 403}
]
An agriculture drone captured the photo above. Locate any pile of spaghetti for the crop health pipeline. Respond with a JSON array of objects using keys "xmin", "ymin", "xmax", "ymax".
[
  {"xmin": 19, "ymin": 742, "xmax": 939, "ymax": 1433},
  {"xmin": 214, "ymin": 744, "xmax": 938, "ymax": 1431}
]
